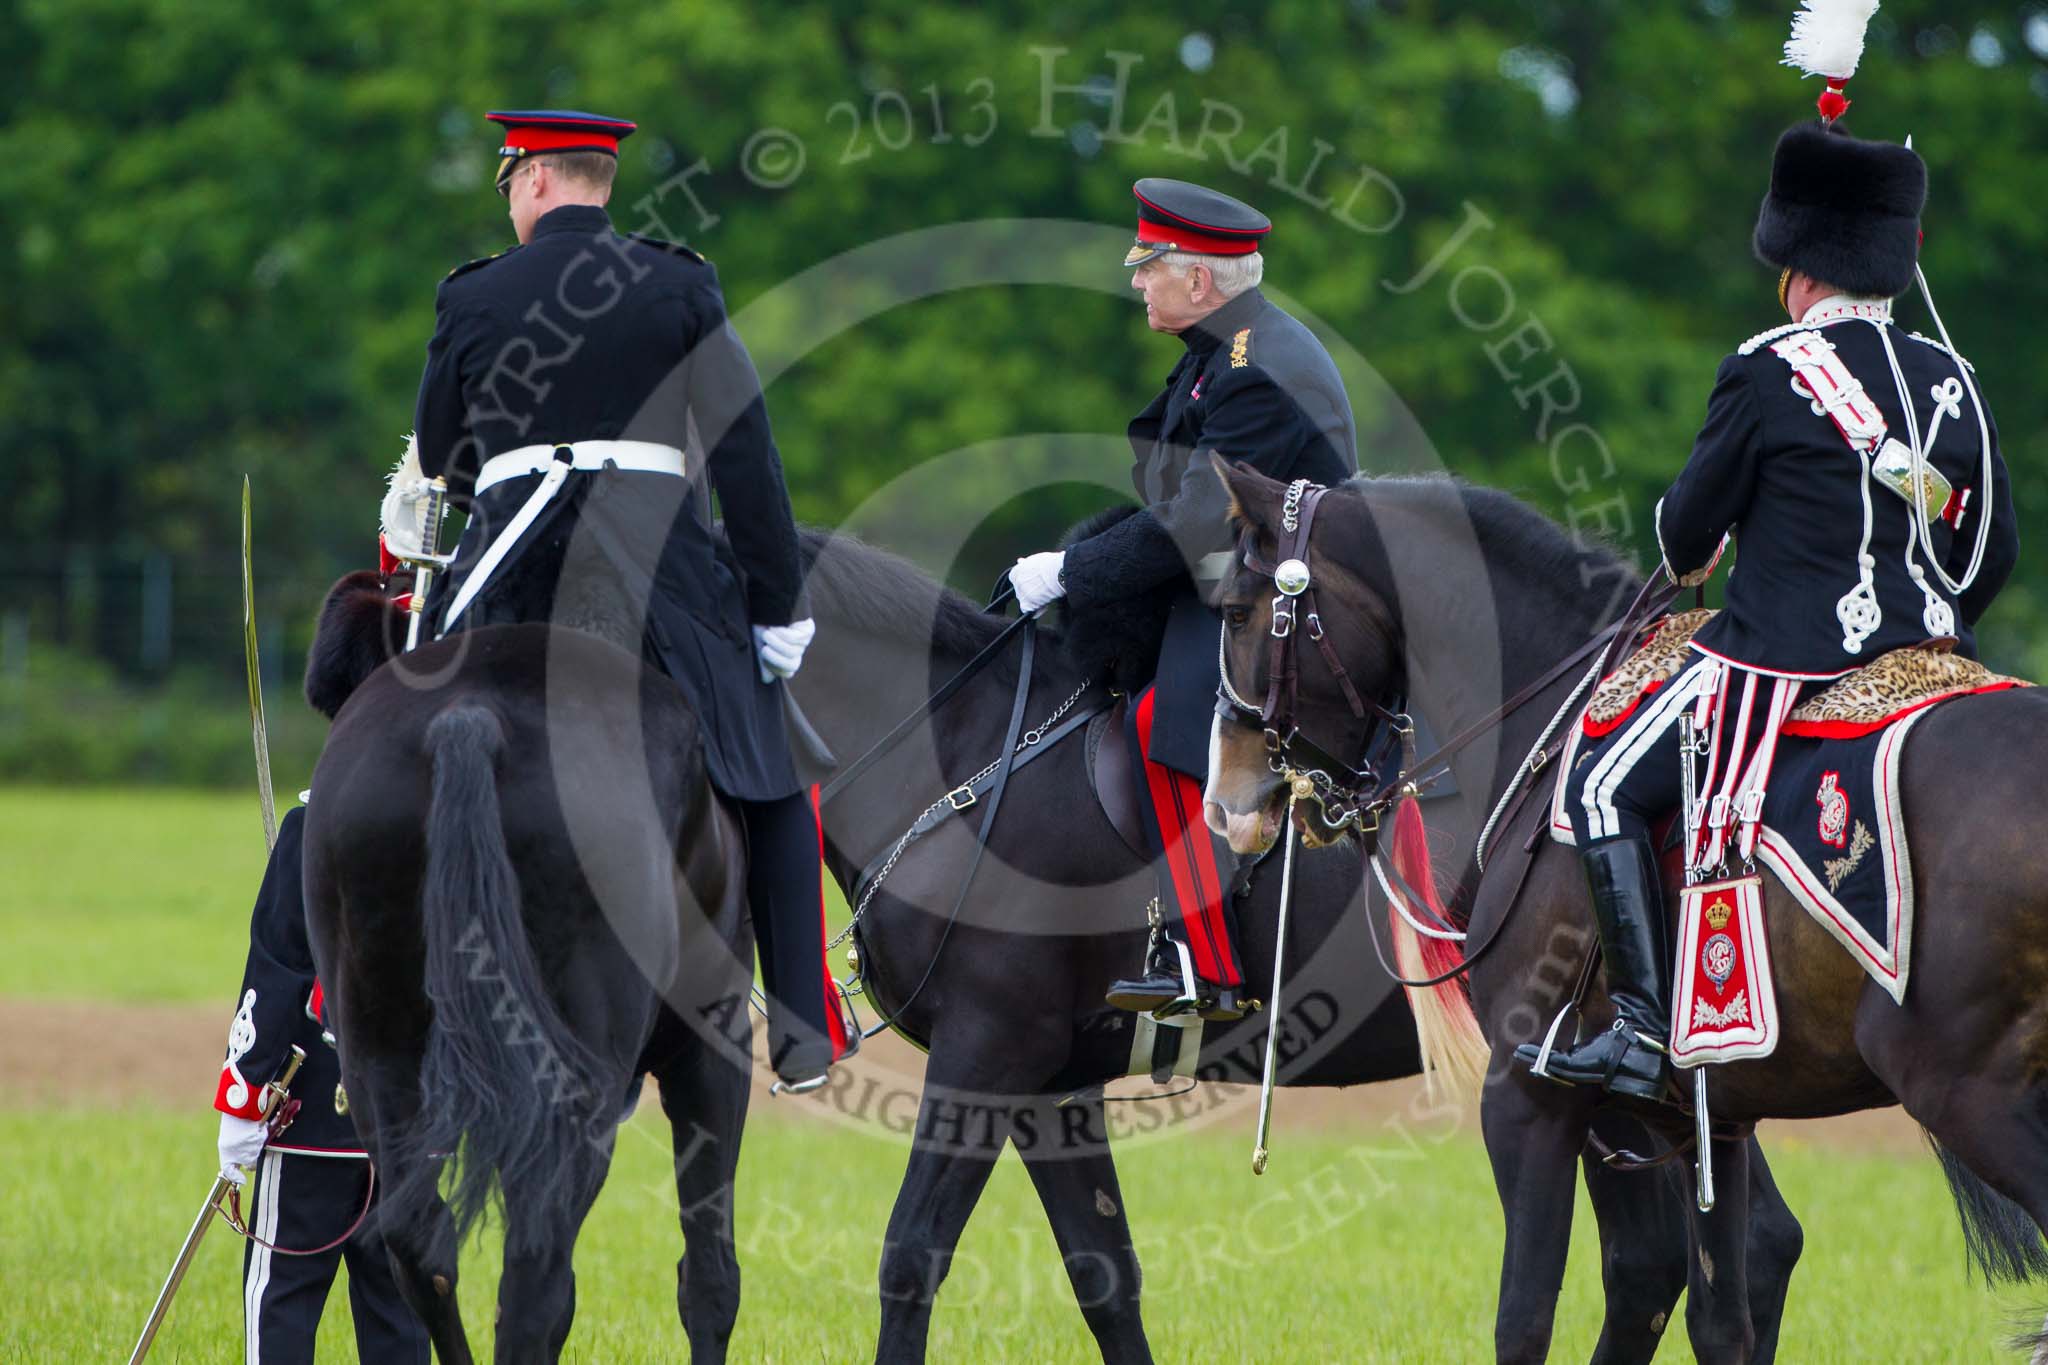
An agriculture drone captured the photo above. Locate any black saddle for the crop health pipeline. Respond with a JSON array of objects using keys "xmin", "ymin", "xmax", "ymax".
[{"xmin": 1085, "ymin": 699, "xmax": 1151, "ymax": 857}]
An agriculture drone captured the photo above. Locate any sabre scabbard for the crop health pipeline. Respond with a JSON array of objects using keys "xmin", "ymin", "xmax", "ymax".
[{"xmin": 126, "ymin": 1045, "xmax": 309, "ymax": 1364}]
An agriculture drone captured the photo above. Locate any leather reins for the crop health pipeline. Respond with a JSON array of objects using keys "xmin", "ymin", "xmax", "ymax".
[
  {"xmin": 818, "ymin": 584, "xmax": 1107, "ymax": 1041},
  {"xmin": 1220, "ymin": 477, "xmax": 1678, "ymax": 839}
]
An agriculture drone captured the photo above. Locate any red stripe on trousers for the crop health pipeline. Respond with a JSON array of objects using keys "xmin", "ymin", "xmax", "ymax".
[
  {"xmin": 1172, "ymin": 765, "xmax": 1240, "ymax": 984},
  {"xmin": 1134, "ymin": 692, "xmax": 1241, "ymax": 987},
  {"xmin": 810, "ymin": 785, "xmax": 851, "ymax": 1059}
]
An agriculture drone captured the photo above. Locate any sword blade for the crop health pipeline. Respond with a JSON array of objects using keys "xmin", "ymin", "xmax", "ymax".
[
  {"xmin": 126, "ymin": 1175, "xmax": 233, "ymax": 1365},
  {"xmin": 242, "ymin": 476, "xmax": 277, "ymax": 852}
]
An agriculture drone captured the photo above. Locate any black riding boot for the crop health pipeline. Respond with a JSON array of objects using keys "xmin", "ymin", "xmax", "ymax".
[
  {"xmin": 1515, "ymin": 835, "xmax": 1672, "ymax": 1101},
  {"xmin": 1105, "ymin": 938, "xmax": 1190, "ymax": 1015},
  {"xmin": 739, "ymin": 793, "xmax": 846, "ymax": 1091},
  {"xmin": 1105, "ymin": 939, "xmax": 1247, "ymax": 1022}
]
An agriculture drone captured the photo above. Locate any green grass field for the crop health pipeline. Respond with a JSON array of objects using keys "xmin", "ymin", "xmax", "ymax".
[{"xmin": 4, "ymin": 787, "xmax": 2041, "ymax": 1362}]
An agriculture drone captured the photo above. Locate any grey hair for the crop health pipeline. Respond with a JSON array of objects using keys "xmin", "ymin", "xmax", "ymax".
[{"xmin": 1161, "ymin": 250, "xmax": 1264, "ymax": 300}]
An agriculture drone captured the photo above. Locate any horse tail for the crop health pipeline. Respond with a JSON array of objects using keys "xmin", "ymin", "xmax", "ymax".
[
  {"xmin": 1383, "ymin": 796, "xmax": 1490, "ymax": 1095},
  {"xmin": 384, "ymin": 704, "xmax": 609, "ymax": 1254},
  {"xmin": 1927, "ymin": 1134, "xmax": 2048, "ymax": 1286}
]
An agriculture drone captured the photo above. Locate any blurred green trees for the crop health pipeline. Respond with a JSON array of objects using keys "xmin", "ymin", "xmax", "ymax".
[{"xmin": 6, "ymin": 0, "xmax": 2045, "ymax": 753}]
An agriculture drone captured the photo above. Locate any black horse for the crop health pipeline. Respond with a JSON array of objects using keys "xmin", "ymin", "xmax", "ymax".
[
  {"xmin": 789, "ymin": 527, "xmax": 1806, "ymax": 1364},
  {"xmin": 1207, "ymin": 465, "xmax": 2048, "ymax": 1362},
  {"xmin": 299, "ymin": 573, "xmax": 761, "ymax": 1364}
]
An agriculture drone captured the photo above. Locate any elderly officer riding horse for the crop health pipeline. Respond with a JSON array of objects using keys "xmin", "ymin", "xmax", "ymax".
[{"xmin": 1007, "ymin": 178, "xmax": 1358, "ymax": 1022}]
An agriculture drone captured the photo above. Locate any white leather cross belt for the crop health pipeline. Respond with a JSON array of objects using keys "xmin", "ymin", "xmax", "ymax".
[
  {"xmin": 474, "ymin": 440, "xmax": 686, "ymax": 495},
  {"xmin": 442, "ymin": 440, "xmax": 687, "ymax": 630}
]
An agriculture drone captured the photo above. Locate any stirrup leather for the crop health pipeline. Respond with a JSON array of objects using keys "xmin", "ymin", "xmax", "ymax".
[{"xmin": 1147, "ymin": 938, "xmax": 1203, "ymax": 1019}]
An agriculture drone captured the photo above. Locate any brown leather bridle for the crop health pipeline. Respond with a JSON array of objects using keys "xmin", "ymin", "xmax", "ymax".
[
  {"xmin": 1218, "ymin": 477, "xmax": 1680, "ymax": 837},
  {"xmin": 1217, "ymin": 478, "xmax": 1411, "ymax": 832}
]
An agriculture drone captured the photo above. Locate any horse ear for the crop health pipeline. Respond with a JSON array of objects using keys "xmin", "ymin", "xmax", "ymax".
[{"xmin": 1211, "ymin": 454, "xmax": 1285, "ymax": 532}]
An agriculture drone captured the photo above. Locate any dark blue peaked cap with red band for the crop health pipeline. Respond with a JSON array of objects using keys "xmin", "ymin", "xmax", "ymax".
[
  {"xmin": 486, "ymin": 109, "xmax": 637, "ymax": 192},
  {"xmin": 1124, "ymin": 178, "xmax": 1271, "ymax": 267}
]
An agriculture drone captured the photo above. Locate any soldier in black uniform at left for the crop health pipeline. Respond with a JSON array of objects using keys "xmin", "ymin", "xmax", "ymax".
[
  {"xmin": 214, "ymin": 802, "xmax": 428, "ymax": 1364},
  {"xmin": 404, "ymin": 110, "xmax": 849, "ymax": 1088}
]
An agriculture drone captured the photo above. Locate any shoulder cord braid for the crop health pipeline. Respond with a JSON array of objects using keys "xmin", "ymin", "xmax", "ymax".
[
  {"xmin": 1876, "ymin": 274, "xmax": 1997, "ymax": 599},
  {"xmin": 1773, "ymin": 329, "xmax": 1884, "ymax": 654}
]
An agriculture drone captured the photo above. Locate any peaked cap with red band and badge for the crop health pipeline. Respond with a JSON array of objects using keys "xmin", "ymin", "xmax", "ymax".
[
  {"xmin": 486, "ymin": 108, "xmax": 637, "ymax": 195},
  {"xmin": 1124, "ymin": 178, "xmax": 1271, "ymax": 267}
]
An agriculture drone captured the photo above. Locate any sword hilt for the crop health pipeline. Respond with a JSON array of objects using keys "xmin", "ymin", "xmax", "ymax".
[
  {"xmin": 419, "ymin": 475, "xmax": 450, "ymax": 552},
  {"xmin": 262, "ymin": 1045, "xmax": 307, "ymax": 1135},
  {"xmin": 403, "ymin": 477, "xmax": 450, "ymax": 652}
]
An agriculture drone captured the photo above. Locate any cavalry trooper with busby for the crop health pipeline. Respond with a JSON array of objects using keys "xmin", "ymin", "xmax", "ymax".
[
  {"xmin": 1519, "ymin": 9, "xmax": 2019, "ymax": 1100},
  {"xmin": 1007, "ymin": 179, "xmax": 1358, "ymax": 1021},
  {"xmin": 401, "ymin": 110, "xmax": 851, "ymax": 1090}
]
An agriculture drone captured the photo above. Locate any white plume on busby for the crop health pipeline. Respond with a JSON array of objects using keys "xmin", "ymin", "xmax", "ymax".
[
  {"xmin": 1782, "ymin": 0, "xmax": 1877, "ymax": 78},
  {"xmin": 1781, "ymin": 0, "xmax": 1879, "ymax": 121}
]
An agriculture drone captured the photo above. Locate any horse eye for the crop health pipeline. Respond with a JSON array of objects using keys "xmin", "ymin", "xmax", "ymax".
[{"xmin": 1223, "ymin": 605, "xmax": 1251, "ymax": 630}]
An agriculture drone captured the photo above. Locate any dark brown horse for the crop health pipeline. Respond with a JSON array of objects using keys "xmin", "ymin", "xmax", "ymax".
[
  {"xmin": 299, "ymin": 574, "xmax": 761, "ymax": 1364},
  {"xmin": 790, "ymin": 527, "xmax": 1807, "ymax": 1364},
  {"xmin": 1205, "ymin": 463, "xmax": 2048, "ymax": 1362}
]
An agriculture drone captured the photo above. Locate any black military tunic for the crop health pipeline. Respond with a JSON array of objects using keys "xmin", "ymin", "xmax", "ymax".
[
  {"xmin": 412, "ymin": 202, "xmax": 806, "ymax": 800},
  {"xmin": 1657, "ymin": 304, "xmax": 2019, "ymax": 677},
  {"xmin": 1061, "ymin": 285, "xmax": 1357, "ymax": 775}
]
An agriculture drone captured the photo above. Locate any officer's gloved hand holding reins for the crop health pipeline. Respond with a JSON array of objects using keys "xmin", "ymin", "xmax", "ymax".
[
  {"xmin": 1008, "ymin": 551, "xmax": 1068, "ymax": 613},
  {"xmin": 753, "ymin": 618, "xmax": 817, "ymax": 683}
]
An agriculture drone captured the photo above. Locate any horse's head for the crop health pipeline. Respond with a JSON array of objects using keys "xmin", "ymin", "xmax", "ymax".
[
  {"xmin": 304, "ymin": 570, "xmax": 408, "ymax": 719},
  {"xmin": 1204, "ymin": 458, "xmax": 1406, "ymax": 855}
]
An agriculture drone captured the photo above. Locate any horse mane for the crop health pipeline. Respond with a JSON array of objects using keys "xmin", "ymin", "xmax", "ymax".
[
  {"xmin": 1346, "ymin": 475, "xmax": 1641, "ymax": 634},
  {"xmin": 795, "ymin": 527, "xmax": 1017, "ymax": 664}
]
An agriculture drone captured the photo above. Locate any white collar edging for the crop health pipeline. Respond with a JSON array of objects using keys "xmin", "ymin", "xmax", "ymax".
[{"xmin": 1801, "ymin": 294, "xmax": 1893, "ymax": 325}]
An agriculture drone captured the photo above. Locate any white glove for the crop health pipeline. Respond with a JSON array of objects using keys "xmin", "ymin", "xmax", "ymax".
[
  {"xmin": 218, "ymin": 1112, "xmax": 269, "ymax": 1187},
  {"xmin": 753, "ymin": 618, "xmax": 817, "ymax": 684},
  {"xmin": 1009, "ymin": 551, "xmax": 1068, "ymax": 613}
]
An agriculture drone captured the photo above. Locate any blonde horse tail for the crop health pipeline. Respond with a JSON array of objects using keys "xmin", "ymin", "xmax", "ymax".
[{"xmin": 1384, "ymin": 796, "xmax": 1490, "ymax": 1096}]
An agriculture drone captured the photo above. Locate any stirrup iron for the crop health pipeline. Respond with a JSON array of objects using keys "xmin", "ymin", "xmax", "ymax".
[{"xmin": 1148, "ymin": 938, "xmax": 1203, "ymax": 1021}]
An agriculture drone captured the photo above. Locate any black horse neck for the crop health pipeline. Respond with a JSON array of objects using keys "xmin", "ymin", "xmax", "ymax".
[
  {"xmin": 1345, "ymin": 480, "xmax": 1640, "ymax": 890},
  {"xmin": 792, "ymin": 532, "xmax": 1083, "ymax": 876}
]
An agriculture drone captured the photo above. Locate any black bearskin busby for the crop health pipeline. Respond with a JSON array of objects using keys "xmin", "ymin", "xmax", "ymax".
[{"xmin": 1753, "ymin": 120, "xmax": 1927, "ymax": 299}]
